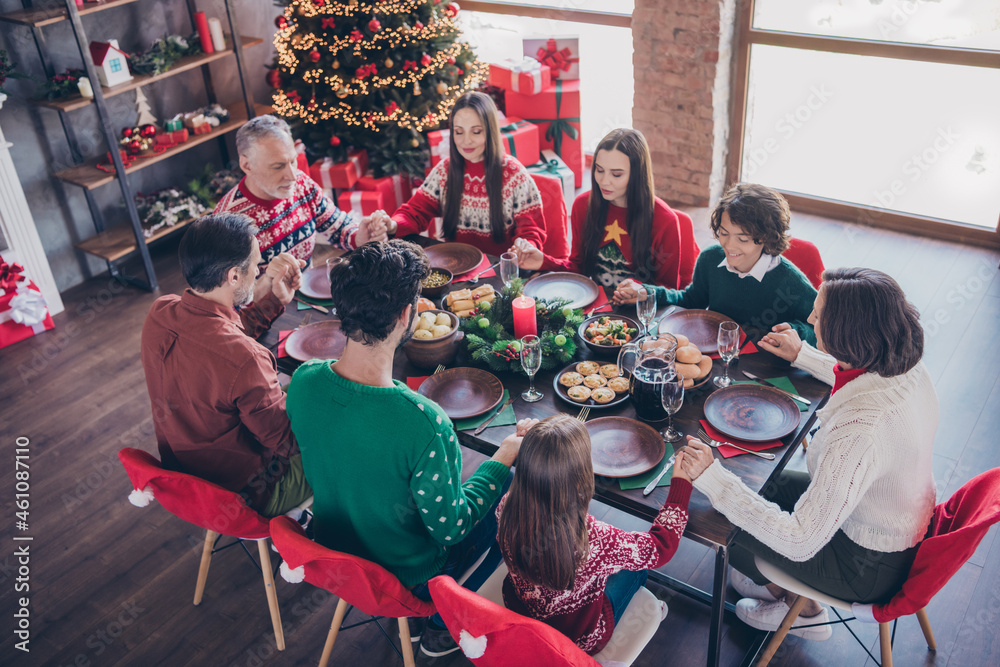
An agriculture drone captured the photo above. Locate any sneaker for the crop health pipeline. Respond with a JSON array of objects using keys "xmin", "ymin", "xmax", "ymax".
[
  {"xmin": 730, "ymin": 568, "xmax": 778, "ymax": 601},
  {"xmin": 735, "ymin": 598, "xmax": 833, "ymax": 641},
  {"xmin": 401, "ymin": 617, "xmax": 425, "ymax": 643},
  {"xmin": 658, "ymin": 600, "xmax": 669, "ymax": 621},
  {"xmin": 419, "ymin": 623, "xmax": 461, "ymax": 657}
]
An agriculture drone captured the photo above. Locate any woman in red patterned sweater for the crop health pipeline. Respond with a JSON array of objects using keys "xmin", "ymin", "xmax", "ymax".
[
  {"xmin": 510, "ymin": 128, "xmax": 699, "ymax": 289},
  {"xmin": 384, "ymin": 92, "xmax": 546, "ymax": 257},
  {"xmin": 496, "ymin": 416, "xmax": 692, "ymax": 654}
]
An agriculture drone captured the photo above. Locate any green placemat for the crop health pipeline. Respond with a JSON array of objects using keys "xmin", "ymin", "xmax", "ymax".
[
  {"xmin": 296, "ymin": 293, "xmax": 335, "ymax": 310},
  {"xmin": 619, "ymin": 442, "xmax": 675, "ymax": 491},
  {"xmin": 454, "ymin": 390, "xmax": 517, "ymax": 431},
  {"xmin": 732, "ymin": 377, "xmax": 808, "ymax": 411}
]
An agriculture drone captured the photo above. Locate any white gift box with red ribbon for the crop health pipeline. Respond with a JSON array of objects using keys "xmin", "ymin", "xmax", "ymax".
[
  {"xmin": 337, "ymin": 189, "xmax": 386, "ymax": 217},
  {"xmin": 488, "ymin": 57, "xmax": 551, "ymax": 95},
  {"xmin": 308, "ymin": 149, "xmax": 369, "ymax": 198},
  {"xmin": 428, "ymin": 129, "xmax": 450, "ymax": 169},
  {"xmin": 357, "ymin": 172, "xmax": 412, "ymax": 215},
  {"xmin": 0, "ymin": 277, "xmax": 55, "ymax": 350}
]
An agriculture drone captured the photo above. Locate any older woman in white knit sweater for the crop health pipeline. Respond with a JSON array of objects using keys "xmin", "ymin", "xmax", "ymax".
[{"xmin": 680, "ymin": 267, "xmax": 937, "ymax": 641}]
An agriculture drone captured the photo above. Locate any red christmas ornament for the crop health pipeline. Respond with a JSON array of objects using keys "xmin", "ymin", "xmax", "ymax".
[
  {"xmin": 266, "ymin": 69, "xmax": 282, "ymax": 88},
  {"xmin": 122, "ymin": 127, "xmax": 133, "ymax": 138},
  {"xmin": 140, "ymin": 124, "xmax": 157, "ymax": 137},
  {"xmin": 329, "ymin": 136, "xmax": 341, "ymax": 147},
  {"xmin": 414, "ymin": 21, "xmax": 424, "ymax": 31},
  {"xmin": 312, "ymin": 0, "xmax": 324, "ymax": 6},
  {"xmin": 355, "ymin": 66, "xmax": 366, "ymax": 79},
  {"xmin": 275, "ymin": 16, "xmax": 287, "ymax": 29},
  {"xmin": 128, "ymin": 140, "xmax": 141, "ymax": 153},
  {"xmin": 447, "ymin": 56, "xmax": 456, "ymax": 65},
  {"xmin": 456, "ymin": 68, "xmax": 464, "ymax": 75},
  {"xmin": 368, "ymin": 19, "xmax": 381, "ymax": 32},
  {"xmin": 420, "ymin": 53, "xmax": 433, "ymax": 66},
  {"xmin": 446, "ymin": 2, "xmax": 460, "ymax": 17},
  {"xmin": 350, "ymin": 29, "xmax": 364, "ymax": 42},
  {"xmin": 385, "ymin": 101, "xmax": 399, "ymax": 114},
  {"xmin": 309, "ymin": 49, "xmax": 321, "ymax": 62}
]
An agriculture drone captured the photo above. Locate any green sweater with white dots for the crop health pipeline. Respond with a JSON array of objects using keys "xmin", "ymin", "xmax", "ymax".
[{"xmin": 287, "ymin": 359, "xmax": 510, "ymax": 587}]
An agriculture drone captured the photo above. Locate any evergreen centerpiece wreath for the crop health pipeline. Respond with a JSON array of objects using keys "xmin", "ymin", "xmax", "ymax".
[{"xmin": 459, "ymin": 279, "xmax": 585, "ymax": 374}]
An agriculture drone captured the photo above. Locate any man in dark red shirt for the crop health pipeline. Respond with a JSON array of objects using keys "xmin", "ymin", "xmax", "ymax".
[{"xmin": 141, "ymin": 212, "xmax": 311, "ymax": 515}]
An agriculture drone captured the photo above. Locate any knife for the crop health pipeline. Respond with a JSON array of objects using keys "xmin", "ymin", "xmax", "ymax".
[
  {"xmin": 741, "ymin": 371, "xmax": 811, "ymax": 406},
  {"xmin": 474, "ymin": 397, "xmax": 516, "ymax": 436},
  {"xmin": 643, "ymin": 454, "xmax": 677, "ymax": 496}
]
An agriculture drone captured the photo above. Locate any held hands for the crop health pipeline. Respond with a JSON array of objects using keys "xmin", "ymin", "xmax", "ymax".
[
  {"xmin": 494, "ymin": 418, "xmax": 539, "ymax": 467},
  {"xmin": 670, "ymin": 449, "xmax": 692, "ymax": 483},
  {"xmin": 257, "ymin": 253, "xmax": 306, "ymax": 305},
  {"xmin": 612, "ymin": 279, "xmax": 643, "ymax": 306},
  {"xmin": 757, "ymin": 322, "xmax": 803, "ymax": 362},
  {"xmin": 678, "ymin": 437, "xmax": 714, "ymax": 481},
  {"xmin": 357, "ymin": 210, "xmax": 395, "ymax": 245},
  {"xmin": 509, "ymin": 237, "xmax": 544, "ymax": 271}
]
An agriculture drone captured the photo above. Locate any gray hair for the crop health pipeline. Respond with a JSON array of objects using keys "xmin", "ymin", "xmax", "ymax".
[{"xmin": 235, "ymin": 115, "xmax": 293, "ymax": 157}]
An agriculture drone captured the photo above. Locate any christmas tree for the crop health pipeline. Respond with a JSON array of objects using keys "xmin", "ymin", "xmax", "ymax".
[{"xmin": 270, "ymin": 0, "xmax": 485, "ymax": 176}]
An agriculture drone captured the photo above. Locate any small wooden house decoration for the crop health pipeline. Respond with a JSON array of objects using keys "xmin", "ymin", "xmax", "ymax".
[{"xmin": 88, "ymin": 39, "xmax": 132, "ymax": 88}]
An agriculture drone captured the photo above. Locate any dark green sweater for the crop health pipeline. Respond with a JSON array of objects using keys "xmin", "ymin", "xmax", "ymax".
[
  {"xmin": 287, "ymin": 359, "xmax": 510, "ymax": 587},
  {"xmin": 644, "ymin": 245, "xmax": 818, "ymax": 345}
]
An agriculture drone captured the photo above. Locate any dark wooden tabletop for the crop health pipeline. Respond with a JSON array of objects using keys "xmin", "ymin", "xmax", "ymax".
[{"xmin": 262, "ymin": 245, "xmax": 830, "ymax": 552}]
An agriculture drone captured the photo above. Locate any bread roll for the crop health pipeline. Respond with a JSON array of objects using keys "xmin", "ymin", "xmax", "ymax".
[
  {"xmin": 696, "ymin": 356, "xmax": 713, "ymax": 378},
  {"xmin": 673, "ymin": 333, "xmax": 690, "ymax": 348},
  {"xmin": 412, "ymin": 329, "xmax": 433, "ymax": 339},
  {"xmin": 683, "ymin": 377, "xmax": 694, "ymax": 389},
  {"xmin": 676, "ymin": 344, "xmax": 701, "ymax": 364},
  {"xmin": 675, "ymin": 362, "xmax": 701, "ymax": 380}
]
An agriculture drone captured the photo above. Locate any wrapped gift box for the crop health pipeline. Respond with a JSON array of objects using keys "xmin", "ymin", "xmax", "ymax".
[
  {"xmin": 154, "ymin": 128, "xmax": 189, "ymax": 148},
  {"xmin": 526, "ymin": 149, "xmax": 574, "ymax": 208},
  {"xmin": 310, "ymin": 149, "xmax": 369, "ymax": 195},
  {"xmin": 499, "ymin": 118, "xmax": 540, "ymax": 167},
  {"xmin": 428, "ymin": 129, "xmax": 450, "ymax": 169},
  {"xmin": 506, "ymin": 79, "xmax": 584, "ymax": 187},
  {"xmin": 337, "ymin": 188, "xmax": 386, "ymax": 217},
  {"xmin": 523, "ymin": 37, "xmax": 580, "ymax": 81},
  {"xmin": 488, "ymin": 58, "xmax": 551, "ymax": 96},
  {"xmin": 0, "ymin": 260, "xmax": 55, "ymax": 350},
  {"xmin": 357, "ymin": 172, "xmax": 412, "ymax": 215}
]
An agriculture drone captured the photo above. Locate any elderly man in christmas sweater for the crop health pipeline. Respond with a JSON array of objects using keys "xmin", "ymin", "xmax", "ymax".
[{"xmin": 215, "ymin": 115, "xmax": 387, "ymax": 266}]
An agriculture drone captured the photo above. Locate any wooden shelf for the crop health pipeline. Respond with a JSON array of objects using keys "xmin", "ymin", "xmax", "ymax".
[
  {"xmin": 33, "ymin": 36, "xmax": 263, "ymax": 113},
  {"xmin": 0, "ymin": 0, "xmax": 144, "ymax": 28},
  {"xmin": 53, "ymin": 102, "xmax": 271, "ymax": 190},
  {"xmin": 75, "ymin": 215, "xmax": 195, "ymax": 262}
]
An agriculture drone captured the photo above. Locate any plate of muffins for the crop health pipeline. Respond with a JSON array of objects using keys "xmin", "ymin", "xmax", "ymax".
[{"xmin": 552, "ymin": 360, "xmax": 631, "ymax": 409}]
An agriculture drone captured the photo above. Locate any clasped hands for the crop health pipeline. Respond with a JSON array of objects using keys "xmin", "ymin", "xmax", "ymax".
[
  {"xmin": 358, "ymin": 210, "xmax": 397, "ymax": 244},
  {"xmin": 254, "ymin": 252, "xmax": 306, "ymax": 306}
]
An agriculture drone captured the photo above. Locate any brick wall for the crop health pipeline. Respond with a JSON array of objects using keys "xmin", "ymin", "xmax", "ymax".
[{"xmin": 633, "ymin": 0, "xmax": 736, "ymax": 207}]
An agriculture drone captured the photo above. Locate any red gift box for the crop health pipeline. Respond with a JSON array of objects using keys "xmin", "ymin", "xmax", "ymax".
[
  {"xmin": 488, "ymin": 58, "xmax": 551, "ymax": 95},
  {"xmin": 523, "ymin": 37, "xmax": 580, "ymax": 81},
  {"xmin": 357, "ymin": 172, "xmax": 412, "ymax": 215},
  {"xmin": 506, "ymin": 79, "xmax": 584, "ymax": 187},
  {"xmin": 499, "ymin": 117, "xmax": 540, "ymax": 167},
  {"xmin": 310, "ymin": 149, "xmax": 369, "ymax": 193},
  {"xmin": 154, "ymin": 128, "xmax": 189, "ymax": 148},
  {"xmin": 0, "ymin": 261, "xmax": 55, "ymax": 350},
  {"xmin": 428, "ymin": 129, "xmax": 450, "ymax": 169},
  {"xmin": 337, "ymin": 188, "xmax": 386, "ymax": 217}
]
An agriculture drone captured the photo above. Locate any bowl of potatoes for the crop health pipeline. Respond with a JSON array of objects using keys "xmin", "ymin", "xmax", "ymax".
[{"xmin": 403, "ymin": 309, "xmax": 464, "ymax": 369}]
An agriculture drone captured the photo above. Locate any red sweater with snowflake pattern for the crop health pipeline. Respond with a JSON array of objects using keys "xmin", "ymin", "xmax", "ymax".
[
  {"xmin": 497, "ymin": 478, "xmax": 692, "ymax": 655},
  {"xmin": 391, "ymin": 155, "xmax": 546, "ymax": 257}
]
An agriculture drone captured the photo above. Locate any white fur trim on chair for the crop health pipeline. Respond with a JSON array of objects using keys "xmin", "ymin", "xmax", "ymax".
[
  {"xmin": 279, "ymin": 561, "xmax": 305, "ymax": 584},
  {"xmin": 128, "ymin": 486, "xmax": 155, "ymax": 507},
  {"xmin": 852, "ymin": 602, "xmax": 878, "ymax": 624},
  {"xmin": 458, "ymin": 630, "xmax": 487, "ymax": 659}
]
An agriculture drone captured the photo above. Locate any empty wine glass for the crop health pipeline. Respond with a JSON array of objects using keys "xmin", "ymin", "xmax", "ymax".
[
  {"xmin": 714, "ymin": 321, "xmax": 740, "ymax": 388},
  {"xmin": 520, "ymin": 334, "xmax": 543, "ymax": 402},
  {"xmin": 636, "ymin": 288, "xmax": 657, "ymax": 337},
  {"xmin": 660, "ymin": 373, "xmax": 684, "ymax": 442},
  {"xmin": 500, "ymin": 252, "xmax": 518, "ymax": 288}
]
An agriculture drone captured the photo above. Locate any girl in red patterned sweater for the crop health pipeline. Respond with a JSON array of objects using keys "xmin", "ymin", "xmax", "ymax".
[
  {"xmin": 384, "ymin": 92, "xmax": 546, "ymax": 257},
  {"xmin": 496, "ymin": 415, "xmax": 693, "ymax": 654}
]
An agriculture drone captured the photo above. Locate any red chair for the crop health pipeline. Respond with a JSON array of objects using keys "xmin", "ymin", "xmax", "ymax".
[
  {"xmin": 269, "ymin": 516, "xmax": 436, "ymax": 667},
  {"xmin": 782, "ymin": 237, "xmax": 825, "ymax": 288},
  {"xmin": 754, "ymin": 467, "xmax": 1000, "ymax": 666},
  {"xmin": 675, "ymin": 209, "xmax": 700, "ymax": 288},
  {"xmin": 531, "ymin": 173, "xmax": 570, "ymax": 263},
  {"xmin": 118, "ymin": 448, "xmax": 287, "ymax": 650}
]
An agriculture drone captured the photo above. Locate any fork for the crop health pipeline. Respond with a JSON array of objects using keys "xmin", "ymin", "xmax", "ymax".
[
  {"xmin": 697, "ymin": 429, "xmax": 775, "ymax": 460},
  {"xmin": 433, "ymin": 364, "xmax": 446, "ymax": 375},
  {"xmin": 576, "ymin": 407, "xmax": 590, "ymax": 422},
  {"xmin": 467, "ymin": 260, "xmax": 501, "ymax": 284}
]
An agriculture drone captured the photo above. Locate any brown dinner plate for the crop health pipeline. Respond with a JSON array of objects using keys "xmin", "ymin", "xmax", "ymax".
[
  {"xmin": 523, "ymin": 272, "xmax": 601, "ymax": 310},
  {"xmin": 424, "ymin": 243, "xmax": 485, "ymax": 277},
  {"xmin": 299, "ymin": 266, "xmax": 332, "ymax": 300},
  {"xmin": 552, "ymin": 362, "xmax": 630, "ymax": 409},
  {"xmin": 703, "ymin": 383, "xmax": 800, "ymax": 442},
  {"xmin": 417, "ymin": 367, "xmax": 504, "ymax": 420},
  {"xmin": 284, "ymin": 320, "xmax": 347, "ymax": 362},
  {"xmin": 658, "ymin": 309, "xmax": 733, "ymax": 355},
  {"xmin": 586, "ymin": 416, "xmax": 665, "ymax": 478}
]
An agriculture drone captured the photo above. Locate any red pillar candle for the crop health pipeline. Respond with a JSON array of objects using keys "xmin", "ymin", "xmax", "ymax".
[
  {"xmin": 195, "ymin": 12, "xmax": 215, "ymax": 54},
  {"xmin": 512, "ymin": 296, "xmax": 537, "ymax": 339}
]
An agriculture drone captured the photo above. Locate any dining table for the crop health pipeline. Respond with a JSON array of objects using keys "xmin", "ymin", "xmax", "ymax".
[{"xmin": 260, "ymin": 239, "xmax": 832, "ymax": 667}]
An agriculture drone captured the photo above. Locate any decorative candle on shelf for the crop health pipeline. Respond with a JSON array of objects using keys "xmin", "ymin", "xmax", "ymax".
[
  {"xmin": 77, "ymin": 77, "xmax": 94, "ymax": 99},
  {"xmin": 208, "ymin": 18, "xmax": 226, "ymax": 51},
  {"xmin": 194, "ymin": 12, "xmax": 214, "ymax": 54},
  {"xmin": 512, "ymin": 296, "xmax": 537, "ymax": 339}
]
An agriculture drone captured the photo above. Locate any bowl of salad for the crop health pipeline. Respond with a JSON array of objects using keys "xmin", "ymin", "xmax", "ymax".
[{"xmin": 577, "ymin": 314, "xmax": 642, "ymax": 355}]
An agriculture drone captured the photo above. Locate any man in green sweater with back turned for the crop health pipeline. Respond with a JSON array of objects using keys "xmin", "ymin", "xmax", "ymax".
[{"xmin": 287, "ymin": 239, "xmax": 534, "ymax": 658}]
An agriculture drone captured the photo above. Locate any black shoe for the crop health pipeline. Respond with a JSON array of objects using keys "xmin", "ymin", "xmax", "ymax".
[
  {"xmin": 402, "ymin": 616, "xmax": 425, "ymax": 643},
  {"xmin": 419, "ymin": 623, "xmax": 460, "ymax": 657}
]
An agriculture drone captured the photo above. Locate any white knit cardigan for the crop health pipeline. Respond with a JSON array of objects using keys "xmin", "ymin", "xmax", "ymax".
[{"xmin": 693, "ymin": 343, "xmax": 938, "ymax": 561}]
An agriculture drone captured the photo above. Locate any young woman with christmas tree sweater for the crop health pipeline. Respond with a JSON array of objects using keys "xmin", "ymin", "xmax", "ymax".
[
  {"xmin": 510, "ymin": 128, "xmax": 699, "ymax": 289},
  {"xmin": 386, "ymin": 92, "xmax": 545, "ymax": 257}
]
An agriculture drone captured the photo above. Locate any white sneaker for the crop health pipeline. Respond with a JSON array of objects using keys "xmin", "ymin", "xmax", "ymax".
[
  {"xmin": 730, "ymin": 569, "xmax": 777, "ymax": 601},
  {"xmin": 658, "ymin": 600, "xmax": 669, "ymax": 621},
  {"xmin": 735, "ymin": 598, "xmax": 833, "ymax": 641}
]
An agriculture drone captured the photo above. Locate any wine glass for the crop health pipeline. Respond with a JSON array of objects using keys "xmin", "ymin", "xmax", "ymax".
[
  {"xmin": 500, "ymin": 252, "xmax": 518, "ymax": 289},
  {"xmin": 660, "ymin": 373, "xmax": 684, "ymax": 442},
  {"xmin": 714, "ymin": 321, "xmax": 740, "ymax": 388},
  {"xmin": 636, "ymin": 288, "xmax": 657, "ymax": 338},
  {"xmin": 519, "ymin": 334, "xmax": 543, "ymax": 402}
]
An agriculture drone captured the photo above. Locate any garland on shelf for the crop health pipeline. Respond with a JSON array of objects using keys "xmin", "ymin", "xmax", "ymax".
[
  {"xmin": 188, "ymin": 164, "xmax": 242, "ymax": 208},
  {"xmin": 128, "ymin": 34, "xmax": 203, "ymax": 76},
  {"xmin": 459, "ymin": 279, "xmax": 585, "ymax": 375},
  {"xmin": 135, "ymin": 188, "xmax": 210, "ymax": 238},
  {"xmin": 36, "ymin": 68, "xmax": 85, "ymax": 100}
]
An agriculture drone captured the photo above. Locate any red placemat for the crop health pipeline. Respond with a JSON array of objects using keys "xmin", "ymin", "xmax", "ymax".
[
  {"xmin": 698, "ymin": 419, "xmax": 781, "ymax": 458},
  {"xmin": 584, "ymin": 289, "xmax": 611, "ymax": 315},
  {"xmin": 708, "ymin": 329, "xmax": 759, "ymax": 358},
  {"xmin": 407, "ymin": 376, "xmax": 429, "ymax": 391},
  {"xmin": 454, "ymin": 256, "xmax": 495, "ymax": 282},
  {"xmin": 277, "ymin": 330, "xmax": 292, "ymax": 358}
]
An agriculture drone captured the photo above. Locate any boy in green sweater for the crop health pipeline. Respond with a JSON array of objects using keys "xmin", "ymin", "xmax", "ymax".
[
  {"xmin": 287, "ymin": 240, "xmax": 534, "ymax": 658},
  {"xmin": 613, "ymin": 183, "xmax": 817, "ymax": 345}
]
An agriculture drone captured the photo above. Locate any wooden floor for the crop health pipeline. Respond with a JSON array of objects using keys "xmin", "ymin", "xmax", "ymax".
[{"xmin": 1, "ymin": 209, "xmax": 998, "ymax": 667}]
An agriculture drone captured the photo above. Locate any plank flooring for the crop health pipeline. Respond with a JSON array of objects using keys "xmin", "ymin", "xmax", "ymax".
[{"xmin": 0, "ymin": 208, "xmax": 997, "ymax": 667}]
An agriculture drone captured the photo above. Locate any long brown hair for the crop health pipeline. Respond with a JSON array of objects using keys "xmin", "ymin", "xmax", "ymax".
[
  {"xmin": 581, "ymin": 128, "xmax": 656, "ymax": 282},
  {"xmin": 442, "ymin": 92, "xmax": 506, "ymax": 244},
  {"xmin": 498, "ymin": 416, "xmax": 594, "ymax": 591}
]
